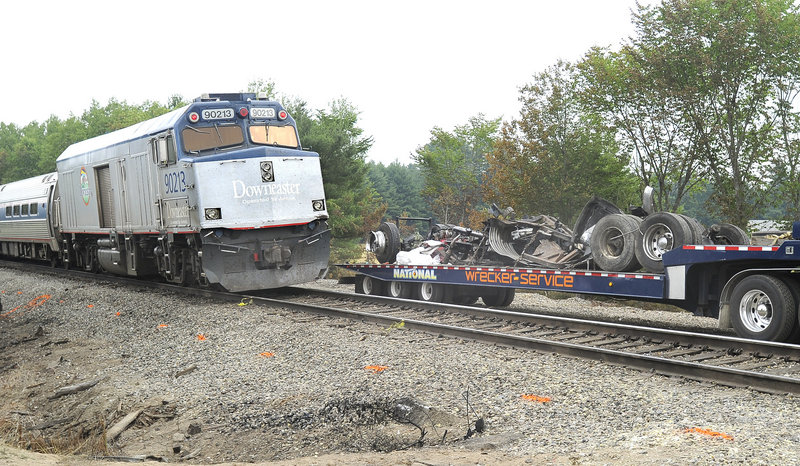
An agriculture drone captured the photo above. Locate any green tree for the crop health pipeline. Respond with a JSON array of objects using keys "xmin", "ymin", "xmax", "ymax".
[
  {"xmin": 414, "ymin": 115, "xmax": 500, "ymax": 225},
  {"xmin": 367, "ymin": 161, "xmax": 429, "ymax": 220},
  {"xmin": 581, "ymin": 47, "xmax": 706, "ymax": 212},
  {"xmin": 625, "ymin": 0, "xmax": 800, "ymax": 227},
  {"xmin": 0, "ymin": 96, "xmax": 187, "ymax": 183},
  {"xmin": 488, "ymin": 61, "xmax": 638, "ymax": 224},
  {"xmin": 290, "ymin": 98, "xmax": 383, "ymax": 238},
  {"xmin": 246, "ymin": 79, "xmax": 278, "ymax": 100}
]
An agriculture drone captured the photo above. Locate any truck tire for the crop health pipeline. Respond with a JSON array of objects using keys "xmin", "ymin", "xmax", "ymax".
[
  {"xmin": 709, "ymin": 223, "xmax": 750, "ymax": 246},
  {"xmin": 482, "ymin": 288, "xmax": 515, "ymax": 307},
  {"xmin": 635, "ymin": 212, "xmax": 693, "ymax": 273},
  {"xmin": 386, "ymin": 280, "xmax": 411, "ymax": 299},
  {"xmin": 590, "ymin": 214, "xmax": 641, "ymax": 272},
  {"xmin": 730, "ymin": 274, "xmax": 796, "ymax": 342},
  {"xmin": 371, "ymin": 222, "xmax": 401, "ymax": 264},
  {"xmin": 447, "ymin": 286, "xmax": 479, "ymax": 305},
  {"xmin": 417, "ymin": 282, "xmax": 446, "ymax": 302},
  {"xmin": 355, "ymin": 275, "xmax": 383, "ymax": 296},
  {"xmin": 678, "ymin": 214, "xmax": 706, "ymax": 245}
]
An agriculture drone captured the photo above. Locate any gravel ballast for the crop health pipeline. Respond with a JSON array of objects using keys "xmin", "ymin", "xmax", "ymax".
[{"xmin": 1, "ymin": 267, "xmax": 799, "ymax": 464}]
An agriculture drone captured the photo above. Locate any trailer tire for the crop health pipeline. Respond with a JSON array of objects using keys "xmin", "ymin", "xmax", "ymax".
[
  {"xmin": 635, "ymin": 212, "xmax": 693, "ymax": 273},
  {"xmin": 386, "ymin": 280, "xmax": 411, "ymax": 299},
  {"xmin": 355, "ymin": 275, "xmax": 383, "ymax": 296},
  {"xmin": 417, "ymin": 282, "xmax": 446, "ymax": 302},
  {"xmin": 678, "ymin": 214, "xmax": 706, "ymax": 245},
  {"xmin": 709, "ymin": 223, "xmax": 750, "ymax": 246},
  {"xmin": 590, "ymin": 214, "xmax": 640, "ymax": 272},
  {"xmin": 730, "ymin": 274, "xmax": 796, "ymax": 342},
  {"xmin": 371, "ymin": 222, "xmax": 401, "ymax": 264},
  {"xmin": 482, "ymin": 288, "xmax": 515, "ymax": 307},
  {"xmin": 447, "ymin": 286, "xmax": 479, "ymax": 305}
]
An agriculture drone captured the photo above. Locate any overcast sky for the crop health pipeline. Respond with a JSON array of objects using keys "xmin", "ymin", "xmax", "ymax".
[{"xmin": 1, "ymin": 1, "xmax": 650, "ymax": 165}]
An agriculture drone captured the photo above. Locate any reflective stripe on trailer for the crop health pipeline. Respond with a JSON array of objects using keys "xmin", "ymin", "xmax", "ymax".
[
  {"xmin": 682, "ymin": 245, "xmax": 779, "ymax": 252},
  {"xmin": 349, "ymin": 264, "xmax": 662, "ymax": 280}
]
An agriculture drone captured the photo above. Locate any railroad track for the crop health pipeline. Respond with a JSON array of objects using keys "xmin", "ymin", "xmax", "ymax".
[{"xmin": 4, "ymin": 259, "xmax": 800, "ymax": 395}]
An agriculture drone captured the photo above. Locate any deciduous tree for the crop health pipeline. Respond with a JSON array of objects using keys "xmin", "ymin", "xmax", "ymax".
[{"xmin": 414, "ymin": 115, "xmax": 500, "ymax": 225}]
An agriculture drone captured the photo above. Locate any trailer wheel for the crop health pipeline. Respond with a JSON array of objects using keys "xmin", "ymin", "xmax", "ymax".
[
  {"xmin": 678, "ymin": 214, "xmax": 706, "ymax": 245},
  {"xmin": 635, "ymin": 212, "xmax": 693, "ymax": 273},
  {"xmin": 590, "ymin": 214, "xmax": 641, "ymax": 272},
  {"xmin": 446, "ymin": 286, "xmax": 479, "ymax": 305},
  {"xmin": 386, "ymin": 281, "xmax": 410, "ymax": 299},
  {"xmin": 355, "ymin": 275, "xmax": 383, "ymax": 296},
  {"xmin": 730, "ymin": 275, "xmax": 796, "ymax": 342},
  {"xmin": 709, "ymin": 223, "xmax": 750, "ymax": 245},
  {"xmin": 482, "ymin": 288, "xmax": 515, "ymax": 307},
  {"xmin": 370, "ymin": 222, "xmax": 401, "ymax": 264},
  {"xmin": 417, "ymin": 282, "xmax": 445, "ymax": 302}
]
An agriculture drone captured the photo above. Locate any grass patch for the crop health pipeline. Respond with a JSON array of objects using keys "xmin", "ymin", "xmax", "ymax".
[{"xmin": 0, "ymin": 417, "xmax": 108, "ymax": 456}]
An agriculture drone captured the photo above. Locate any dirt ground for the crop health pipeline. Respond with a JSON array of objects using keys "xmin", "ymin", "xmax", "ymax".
[{"xmin": 0, "ymin": 274, "xmax": 740, "ymax": 466}]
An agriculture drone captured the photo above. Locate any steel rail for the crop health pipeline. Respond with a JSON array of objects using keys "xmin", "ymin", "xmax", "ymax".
[{"xmin": 288, "ymin": 287, "xmax": 800, "ymax": 359}]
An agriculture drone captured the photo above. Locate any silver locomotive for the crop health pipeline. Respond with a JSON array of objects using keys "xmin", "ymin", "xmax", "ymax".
[{"xmin": 0, "ymin": 93, "xmax": 330, "ymax": 291}]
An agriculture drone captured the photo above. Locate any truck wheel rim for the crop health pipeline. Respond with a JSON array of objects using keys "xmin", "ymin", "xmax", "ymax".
[
  {"xmin": 643, "ymin": 224, "xmax": 674, "ymax": 261},
  {"xmin": 420, "ymin": 283, "xmax": 433, "ymax": 301},
  {"xmin": 739, "ymin": 289, "xmax": 772, "ymax": 332},
  {"xmin": 390, "ymin": 281, "xmax": 402, "ymax": 297},
  {"xmin": 599, "ymin": 227, "xmax": 624, "ymax": 258},
  {"xmin": 362, "ymin": 276, "xmax": 375, "ymax": 295}
]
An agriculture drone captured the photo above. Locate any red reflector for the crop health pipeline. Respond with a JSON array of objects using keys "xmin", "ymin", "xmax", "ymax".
[
  {"xmin": 188, "ymin": 112, "xmax": 199, "ymax": 123},
  {"xmin": 239, "ymin": 107, "xmax": 249, "ymax": 118},
  {"xmin": 278, "ymin": 110, "xmax": 287, "ymax": 120},
  {"xmin": 253, "ymin": 253, "xmax": 259, "ymax": 261}
]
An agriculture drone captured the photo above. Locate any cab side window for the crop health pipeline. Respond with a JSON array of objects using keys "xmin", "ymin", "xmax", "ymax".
[{"xmin": 152, "ymin": 133, "xmax": 178, "ymax": 166}]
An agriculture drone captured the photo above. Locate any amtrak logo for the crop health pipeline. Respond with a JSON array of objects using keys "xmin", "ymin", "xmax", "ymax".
[{"xmin": 80, "ymin": 167, "xmax": 91, "ymax": 205}]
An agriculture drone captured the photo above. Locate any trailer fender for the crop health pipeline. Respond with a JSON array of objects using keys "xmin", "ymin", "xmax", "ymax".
[{"xmin": 718, "ymin": 268, "xmax": 799, "ymax": 330}]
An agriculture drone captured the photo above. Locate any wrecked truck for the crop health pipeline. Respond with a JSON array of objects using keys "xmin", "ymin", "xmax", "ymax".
[
  {"xmin": 366, "ymin": 189, "xmax": 750, "ymax": 274},
  {"xmin": 345, "ymin": 191, "xmax": 800, "ymax": 343}
]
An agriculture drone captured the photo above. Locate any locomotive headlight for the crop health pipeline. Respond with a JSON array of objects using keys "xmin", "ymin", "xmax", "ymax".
[
  {"xmin": 312, "ymin": 199, "xmax": 325, "ymax": 211},
  {"xmin": 260, "ymin": 161, "xmax": 274, "ymax": 182},
  {"xmin": 205, "ymin": 208, "xmax": 222, "ymax": 220}
]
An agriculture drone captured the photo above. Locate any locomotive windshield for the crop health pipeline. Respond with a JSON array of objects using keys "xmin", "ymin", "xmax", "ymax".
[
  {"xmin": 249, "ymin": 125, "xmax": 298, "ymax": 148},
  {"xmin": 182, "ymin": 124, "xmax": 244, "ymax": 153}
]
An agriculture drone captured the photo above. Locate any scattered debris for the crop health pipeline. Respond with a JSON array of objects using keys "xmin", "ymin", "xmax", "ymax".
[
  {"xmin": 175, "ymin": 364, "xmax": 198, "ymax": 378},
  {"xmin": 106, "ymin": 409, "xmax": 143, "ymax": 441},
  {"xmin": 48, "ymin": 377, "xmax": 105, "ymax": 399}
]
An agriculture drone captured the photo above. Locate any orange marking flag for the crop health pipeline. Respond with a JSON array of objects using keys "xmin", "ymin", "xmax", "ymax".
[
  {"xmin": 684, "ymin": 427, "xmax": 733, "ymax": 440},
  {"xmin": 364, "ymin": 365, "xmax": 389, "ymax": 373},
  {"xmin": 259, "ymin": 352, "xmax": 275, "ymax": 358},
  {"xmin": 521, "ymin": 394, "xmax": 552, "ymax": 403},
  {"xmin": 197, "ymin": 333, "xmax": 207, "ymax": 341}
]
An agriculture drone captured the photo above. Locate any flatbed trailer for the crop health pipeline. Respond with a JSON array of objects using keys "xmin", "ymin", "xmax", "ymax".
[{"xmin": 338, "ymin": 234, "xmax": 800, "ymax": 343}]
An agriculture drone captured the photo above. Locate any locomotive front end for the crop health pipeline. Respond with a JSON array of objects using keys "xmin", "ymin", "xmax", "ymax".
[
  {"xmin": 193, "ymin": 152, "xmax": 330, "ymax": 291},
  {"xmin": 176, "ymin": 94, "xmax": 331, "ymax": 291}
]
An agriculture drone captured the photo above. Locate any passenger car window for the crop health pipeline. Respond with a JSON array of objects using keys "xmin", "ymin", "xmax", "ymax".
[
  {"xmin": 21, "ymin": 204, "xmax": 28, "ymax": 215},
  {"xmin": 30, "ymin": 203, "xmax": 38, "ymax": 215},
  {"xmin": 13, "ymin": 205, "xmax": 20, "ymax": 216}
]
